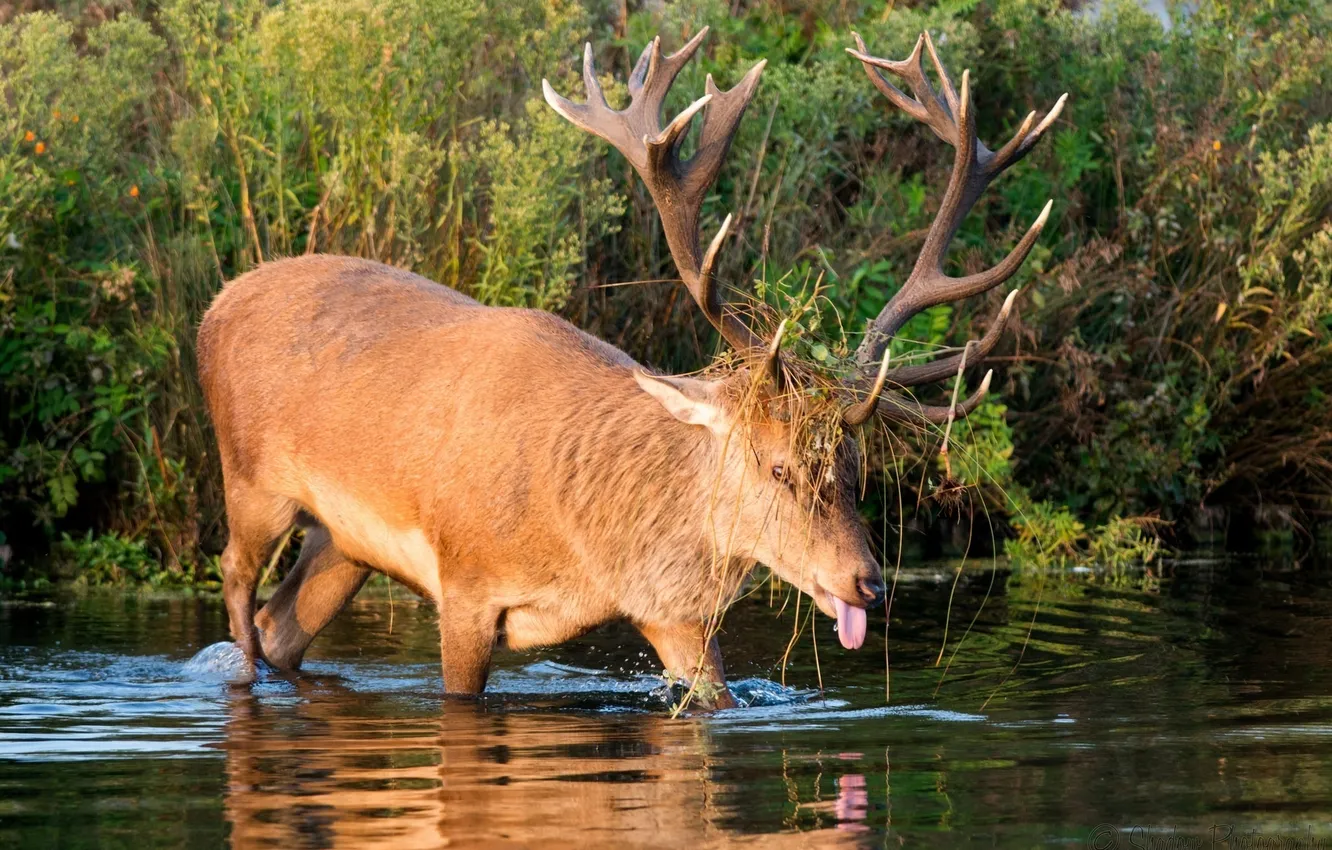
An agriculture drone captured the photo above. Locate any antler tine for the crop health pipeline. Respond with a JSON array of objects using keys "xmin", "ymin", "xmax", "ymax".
[
  {"xmin": 847, "ymin": 32, "xmax": 954, "ymax": 145},
  {"xmin": 922, "ymin": 31, "xmax": 960, "ymax": 121},
  {"xmin": 630, "ymin": 28, "xmax": 708, "ymax": 105},
  {"xmin": 992, "ymin": 92, "xmax": 1067, "ymax": 172},
  {"xmin": 842, "ymin": 349, "xmax": 892, "ymax": 426},
  {"xmin": 645, "ymin": 93, "xmax": 713, "ymax": 173},
  {"xmin": 690, "ymin": 61, "xmax": 766, "ymax": 195},
  {"xmin": 944, "ymin": 199, "xmax": 1051, "ymax": 297},
  {"xmin": 697, "ymin": 213, "xmax": 738, "ymax": 350},
  {"xmin": 843, "ymin": 313, "xmax": 1010, "ymax": 426},
  {"xmin": 875, "ymin": 370, "xmax": 994, "ymax": 426},
  {"xmin": 581, "ymin": 43, "xmax": 608, "ymax": 111},
  {"xmin": 763, "ymin": 319, "xmax": 788, "ymax": 389},
  {"xmin": 877, "ymin": 289, "xmax": 1018, "ymax": 390},
  {"xmin": 843, "ymin": 31, "xmax": 1066, "ymax": 426},
  {"xmin": 544, "ymin": 30, "xmax": 770, "ymax": 359}
]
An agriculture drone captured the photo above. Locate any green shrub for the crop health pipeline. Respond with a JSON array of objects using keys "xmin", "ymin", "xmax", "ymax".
[
  {"xmin": 55, "ymin": 531, "xmax": 166, "ymax": 585},
  {"xmin": 1, "ymin": 12, "xmax": 172, "ymax": 544}
]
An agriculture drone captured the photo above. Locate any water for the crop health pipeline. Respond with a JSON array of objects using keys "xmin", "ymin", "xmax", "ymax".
[{"xmin": 3, "ymin": 560, "xmax": 1332, "ymax": 848}]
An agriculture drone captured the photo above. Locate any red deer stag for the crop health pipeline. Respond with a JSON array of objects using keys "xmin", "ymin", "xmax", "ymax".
[{"xmin": 198, "ymin": 28, "xmax": 1064, "ymax": 709}]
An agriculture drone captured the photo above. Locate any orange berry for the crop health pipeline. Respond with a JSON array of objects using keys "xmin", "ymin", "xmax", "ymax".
[
  {"xmin": 53, "ymin": 109, "xmax": 61, "ymax": 119},
  {"xmin": 34, "ymin": 141, "xmax": 46, "ymax": 155},
  {"xmin": 23, "ymin": 130, "xmax": 34, "ymax": 142},
  {"xmin": 129, "ymin": 185, "xmax": 139, "ymax": 198},
  {"xmin": 1212, "ymin": 140, "xmax": 1222, "ymax": 151}
]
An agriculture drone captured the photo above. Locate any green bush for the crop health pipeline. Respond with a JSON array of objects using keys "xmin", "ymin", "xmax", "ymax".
[
  {"xmin": 2, "ymin": 0, "xmax": 1330, "ymax": 582},
  {"xmin": 1, "ymin": 12, "xmax": 173, "ymax": 551},
  {"xmin": 54, "ymin": 530, "xmax": 182, "ymax": 585}
]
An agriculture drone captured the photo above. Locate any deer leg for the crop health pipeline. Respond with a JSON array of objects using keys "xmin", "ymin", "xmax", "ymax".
[
  {"xmin": 255, "ymin": 523, "xmax": 371, "ymax": 671},
  {"xmin": 220, "ymin": 485, "xmax": 297, "ymax": 667},
  {"xmin": 437, "ymin": 593, "xmax": 498, "ymax": 695},
  {"xmin": 637, "ymin": 621, "xmax": 737, "ymax": 710}
]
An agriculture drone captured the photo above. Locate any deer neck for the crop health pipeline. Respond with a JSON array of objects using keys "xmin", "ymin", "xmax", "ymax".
[{"xmin": 553, "ymin": 374, "xmax": 740, "ymax": 583}]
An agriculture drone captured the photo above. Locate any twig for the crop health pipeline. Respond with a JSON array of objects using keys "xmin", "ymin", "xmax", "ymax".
[
  {"xmin": 258, "ymin": 527, "xmax": 295, "ymax": 587},
  {"xmin": 939, "ymin": 343, "xmax": 971, "ymax": 480}
]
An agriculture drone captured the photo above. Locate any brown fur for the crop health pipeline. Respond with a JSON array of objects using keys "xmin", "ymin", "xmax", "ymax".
[{"xmin": 199, "ymin": 255, "xmax": 885, "ymax": 708}]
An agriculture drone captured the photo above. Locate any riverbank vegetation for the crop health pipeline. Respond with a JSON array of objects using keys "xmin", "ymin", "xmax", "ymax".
[{"xmin": 2, "ymin": 0, "xmax": 1331, "ymax": 583}]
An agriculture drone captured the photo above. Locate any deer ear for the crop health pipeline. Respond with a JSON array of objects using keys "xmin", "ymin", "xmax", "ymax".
[{"xmin": 634, "ymin": 372, "xmax": 729, "ymax": 433}]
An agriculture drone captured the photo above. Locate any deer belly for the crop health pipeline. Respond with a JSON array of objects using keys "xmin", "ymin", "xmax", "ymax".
[
  {"xmin": 501, "ymin": 605, "xmax": 605, "ymax": 650},
  {"xmin": 306, "ymin": 484, "xmax": 442, "ymax": 602}
]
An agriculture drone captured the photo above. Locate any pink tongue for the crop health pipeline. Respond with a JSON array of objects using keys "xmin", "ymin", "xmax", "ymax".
[{"xmin": 833, "ymin": 597, "xmax": 867, "ymax": 650}]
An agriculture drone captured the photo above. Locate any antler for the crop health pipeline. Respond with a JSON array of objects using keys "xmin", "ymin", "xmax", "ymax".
[
  {"xmin": 842, "ymin": 31, "xmax": 1066, "ymax": 425},
  {"xmin": 543, "ymin": 29, "xmax": 770, "ymax": 360}
]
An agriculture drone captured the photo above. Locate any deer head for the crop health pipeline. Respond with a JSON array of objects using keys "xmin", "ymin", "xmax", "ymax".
[{"xmin": 544, "ymin": 28, "xmax": 1065, "ymax": 647}]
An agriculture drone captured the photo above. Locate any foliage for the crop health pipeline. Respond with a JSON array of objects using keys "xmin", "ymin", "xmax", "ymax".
[
  {"xmin": 462, "ymin": 101, "xmax": 627, "ymax": 310},
  {"xmin": 2, "ymin": 0, "xmax": 1331, "ymax": 582},
  {"xmin": 1005, "ymin": 503, "xmax": 1162, "ymax": 569},
  {"xmin": 1005, "ymin": 0, "xmax": 1332, "ymax": 537},
  {"xmin": 54, "ymin": 531, "xmax": 178, "ymax": 585},
  {"xmin": 0, "ymin": 11, "xmax": 175, "ymax": 565}
]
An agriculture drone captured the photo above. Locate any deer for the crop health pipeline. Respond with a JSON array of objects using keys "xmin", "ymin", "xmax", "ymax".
[{"xmin": 197, "ymin": 27, "xmax": 1065, "ymax": 710}]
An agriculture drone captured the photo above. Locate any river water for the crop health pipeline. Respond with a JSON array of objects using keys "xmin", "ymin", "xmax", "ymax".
[{"xmin": 2, "ymin": 560, "xmax": 1331, "ymax": 848}]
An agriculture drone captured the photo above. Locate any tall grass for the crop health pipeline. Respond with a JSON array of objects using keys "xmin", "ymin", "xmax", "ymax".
[{"xmin": 2, "ymin": 0, "xmax": 1330, "ymax": 580}]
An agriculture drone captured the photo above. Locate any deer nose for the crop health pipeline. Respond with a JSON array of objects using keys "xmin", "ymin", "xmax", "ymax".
[{"xmin": 858, "ymin": 575, "xmax": 887, "ymax": 607}]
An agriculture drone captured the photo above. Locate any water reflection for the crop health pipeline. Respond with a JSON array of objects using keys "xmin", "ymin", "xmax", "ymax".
[
  {"xmin": 220, "ymin": 682, "xmax": 871, "ymax": 848},
  {"xmin": 7, "ymin": 562, "xmax": 1332, "ymax": 847}
]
